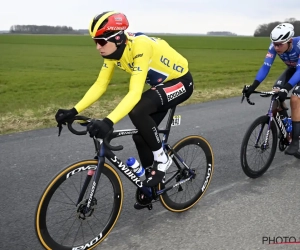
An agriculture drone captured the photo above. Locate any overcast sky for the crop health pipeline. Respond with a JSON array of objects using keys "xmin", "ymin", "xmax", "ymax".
[{"xmin": 1, "ymin": 0, "xmax": 299, "ymax": 35}]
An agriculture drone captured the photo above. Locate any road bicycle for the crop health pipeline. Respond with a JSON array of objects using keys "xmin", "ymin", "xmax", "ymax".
[
  {"xmin": 240, "ymin": 87, "xmax": 300, "ymax": 178},
  {"xmin": 35, "ymin": 106, "xmax": 214, "ymax": 250}
]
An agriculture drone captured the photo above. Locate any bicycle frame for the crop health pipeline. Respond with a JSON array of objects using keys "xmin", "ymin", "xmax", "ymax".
[
  {"xmin": 76, "ymin": 106, "xmax": 195, "ymax": 210},
  {"xmin": 242, "ymin": 89, "xmax": 291, "ymax": 150},
  {"xmin": 256, "ymin": 96, "xmax": 286, "ymax": 148}
]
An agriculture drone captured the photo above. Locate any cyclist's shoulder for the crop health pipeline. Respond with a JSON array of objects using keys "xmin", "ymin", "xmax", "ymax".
[
  {"xmin": 292, "ymin": 36, "xmax": 300, "ymax": 52},
  {"xmin": 126, "ymin": 31, "xmax": 159, "ymax": 41},
  {"xmin": 267, "ymin": 42, "xmax": 276, "ymax": 52},
  {"xmin": 126, "ymin": 32, "xmax": 163, "ymax": 48},
  {"xmin": 292, "ymin": 36, "xmax": 300, "ymax": 42}
]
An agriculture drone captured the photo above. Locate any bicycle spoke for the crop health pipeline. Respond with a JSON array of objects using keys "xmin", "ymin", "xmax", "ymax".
[
  {"xmin": 241, "ymin": 115, "xmax": 278, "ymax": 178},
  {"xmin": 36, "ymin": 161, "xmax": 123, "ymax": 249}
]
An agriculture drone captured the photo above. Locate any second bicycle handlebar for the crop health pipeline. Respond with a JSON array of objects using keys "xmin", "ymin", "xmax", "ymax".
[{"xmin": 241, "ymin": 85, "xmax": 291, "ymax": 106}]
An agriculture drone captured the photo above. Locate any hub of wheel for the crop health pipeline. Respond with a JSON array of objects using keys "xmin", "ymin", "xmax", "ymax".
[{"xmin": 77, "ymin": 198, "xmax": 97, "ymax": 220}]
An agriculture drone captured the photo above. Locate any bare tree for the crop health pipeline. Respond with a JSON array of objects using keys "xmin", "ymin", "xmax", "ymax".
[{"xmin": 254, "ymin": 18, "xmax": 299, "ymax": 37}]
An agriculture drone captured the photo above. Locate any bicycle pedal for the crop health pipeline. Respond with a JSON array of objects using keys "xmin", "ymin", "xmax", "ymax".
[{"xmin": 134, "ymin": 202, "xmax": 153, "ymax": 210}]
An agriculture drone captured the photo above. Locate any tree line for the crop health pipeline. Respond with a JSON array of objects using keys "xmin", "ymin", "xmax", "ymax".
[
  {"xmin": 8, "ymin": 19, "xmax": 300, "ymax": 36},
  {"xmin": 9, "ymin": 25, "xmax": 85, "ymax": 34},
  {"xmin": 254, "ymin": 18, "xmax": 300, "ymax": 37},
  {"xmin": 207, "ymin": 31, "xmax": 237, "ymax": 36}
]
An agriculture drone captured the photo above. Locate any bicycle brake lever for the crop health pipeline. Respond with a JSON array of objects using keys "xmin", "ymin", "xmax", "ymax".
[
  {"xmin": 241, "ymin": 94, "xmax": 245, "ymax": 103},
  {"xmin": 241, "ymin": 85, "xmax": 249, "ymax": 103},
  {"xmin": 57, "ymin": 123, "xmax": 63, "ymax": 136}
]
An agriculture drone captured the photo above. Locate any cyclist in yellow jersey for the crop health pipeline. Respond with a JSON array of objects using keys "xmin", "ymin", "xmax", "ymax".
[{"xmin": 55, "ymin": 11, "xmax": 194, "ymax": 201}]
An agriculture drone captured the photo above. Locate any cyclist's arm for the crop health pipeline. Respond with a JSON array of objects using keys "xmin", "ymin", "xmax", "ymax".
[
  {"xmin": 74, "ymin": 60, "xmax": 115, "ymax": 113},
  {"xmin": 106, "ymin": 41, "xmax": 153, "ymax": 124},
  {"xmin": 286, "ymin": 57, "xmax": 300, "ymax": 87},
  {"xmin": 254, "ymin": 44, "xmax": 277, "ymax": 83}
]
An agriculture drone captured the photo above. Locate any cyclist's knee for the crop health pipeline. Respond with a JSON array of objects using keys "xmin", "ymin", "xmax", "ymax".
[
  {"xmin": 129, "ymin": 108, "xmax": 138, "ymax": 120},
  {"xmin": 292, "ymin": 86, "xmax": 300, "ymax": 98},
  {"xmin": 129, "ymin": 105, "xmax": 145, "ymax": 124},
  {"xmin": 273, "ymin": 80, "xmax": 285, "ymax": 90}
]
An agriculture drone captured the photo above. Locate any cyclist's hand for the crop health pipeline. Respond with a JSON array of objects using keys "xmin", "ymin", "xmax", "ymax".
[
  {"xmin": 55, "ymin": 108, "xmax": 78, "ymax": 125},
  {"xmin": 87, "ymin": 118, "xmax": 113, "ymax": 139},
  {"xmin": 277, "ymin": 88, "xmax": 288, "ymax": 102},
  {"xmin": 243, "ymin": 84, "xmax": 256, "ymax": 98},
  {"xmin": 243, "ymin": 80, "xmax": 260, "ymax": 98},
  {"xmin": 277, "ymin": 83, "xmax": 293, "ymax": 102}
]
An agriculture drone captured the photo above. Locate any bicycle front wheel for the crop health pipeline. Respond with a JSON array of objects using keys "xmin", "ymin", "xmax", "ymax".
[
  {"xmin": 35, "ymin": 160, "xmax": 123, "ymax": 250},
  {"xmin": 240, "ymin": 115, "xmax": 278, "ymax": 178},
  {"xmin": 159, "ymin": 135, "xmax": 214, "ymax": 212}
]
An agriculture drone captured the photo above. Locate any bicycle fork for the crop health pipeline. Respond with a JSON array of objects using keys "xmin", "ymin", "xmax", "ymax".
[
  {"xmin": 261, "ymin": 116, "xmax": 273, "ymax": 150},
  {"xmin": 255, "ymin": 98, "xmax": 277, "ymax": 150},
  {"xmin": 76, "ymin": 155, "xmax": 105, "ymax": 217}
]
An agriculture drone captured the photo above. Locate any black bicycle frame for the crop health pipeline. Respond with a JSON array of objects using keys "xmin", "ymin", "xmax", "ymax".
[
  {"xmin": 256, "ymin": 95, "xmax": 290, "ymax": 148},
  {"xmin": 76, "ymin": 106, "xmax": 194, "ymax": 209}
]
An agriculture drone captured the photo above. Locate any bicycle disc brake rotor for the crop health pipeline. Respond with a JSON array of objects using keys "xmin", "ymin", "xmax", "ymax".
[
  {"xmin": 77, "ymin": 198, "xmax": 97, "ymax": 220},
  {"xmin": 174, "ymin": 168, "xmax": 196, "ymax": 192}
]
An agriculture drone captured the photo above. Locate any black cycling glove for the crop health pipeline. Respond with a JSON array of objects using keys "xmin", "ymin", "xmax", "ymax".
[
  {"xmin": 55, "ymin": 107, "xmax": 78, "ymax": 125},
  {"xmin": 277, "ymin": 83, "xmax": 293, "ymax": 102},
  {"xmin": 244, "ymin": 80, "xmax": 260, "ymax": 98},
  {"xmin": 87, "ymin": 118, "xmax": 114, "ymax": 139}
]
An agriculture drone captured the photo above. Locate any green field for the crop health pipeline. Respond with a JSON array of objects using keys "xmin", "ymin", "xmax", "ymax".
[{"xmin": 0, "ymin": 34, "xmax": 283, "ymax": 134}]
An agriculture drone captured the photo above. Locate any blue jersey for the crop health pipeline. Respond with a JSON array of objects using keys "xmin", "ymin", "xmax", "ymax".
[{"xmin": 255, "ymin": 36, "xmax": 300, "ymax": 87}]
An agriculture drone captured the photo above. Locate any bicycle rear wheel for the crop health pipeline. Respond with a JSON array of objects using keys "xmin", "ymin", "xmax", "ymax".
[
  {"xmin": 159, "ymin": 135, "xmax": 214, "ymax": 212},
  {"xmin": 240, "ymin": 115, "xmax": 278, "ymax": 178},
  {"xmin": 35, "ymin": 160, "xmax": 123, "ymax": 250},
  {"xmin": 294, "ymin": 151, "xmax": 300, "ymax": 159}
]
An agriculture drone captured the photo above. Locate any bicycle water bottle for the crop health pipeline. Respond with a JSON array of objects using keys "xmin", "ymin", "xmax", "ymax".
[
  {"xmin": 286, "ymin": 117, "xmax": 292, "ymax": 133},
  {"xmin": 126, "ymin": 157, "xmax": 145, "ymax": 178},
  {"xmin": 282, "ymin": 117, "xmax": 292, "ymax": 143},
  {"xmin": 282, "ymin": 117, "xmax": 292, "ymax": 133}
]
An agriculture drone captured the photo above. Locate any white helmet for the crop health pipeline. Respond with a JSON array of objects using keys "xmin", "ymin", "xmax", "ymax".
[{"xmin": 270, "ymin": 23, "xmax": 294, "ymax": 43}]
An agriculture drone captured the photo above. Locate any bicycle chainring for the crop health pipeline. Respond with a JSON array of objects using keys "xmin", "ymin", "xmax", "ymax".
[
  {"xmin": 135, "ymin": 188, "xmax": 153, "ymax": 206},
  {"xmin": 278, "ymin": 137, "xmax": 288, "ymax": 152}
]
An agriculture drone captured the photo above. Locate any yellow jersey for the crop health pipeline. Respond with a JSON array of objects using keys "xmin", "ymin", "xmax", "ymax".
[{"xmin": 74, "ymin": 32, "xmax": 189, "ymax": 124}]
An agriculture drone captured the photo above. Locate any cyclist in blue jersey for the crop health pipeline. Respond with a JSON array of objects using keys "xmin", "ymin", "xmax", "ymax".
[{"xmin": 244, "ymin": 23, "xmax": 300, "ymax": 155}]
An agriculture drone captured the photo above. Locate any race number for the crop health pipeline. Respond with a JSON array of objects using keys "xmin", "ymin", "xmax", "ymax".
[{"xmin": 171, "ymin": 115, "xmax": 181, "ymax": 126}]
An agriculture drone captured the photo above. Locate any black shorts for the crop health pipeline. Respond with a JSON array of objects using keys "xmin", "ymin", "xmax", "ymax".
[
  {"xmin": 142, "ymin": 71, "xmax": 194, "ymax": 112},
  {"xmin": 273, "ymin": 67, "xmax": 300, "ymax": 96}
]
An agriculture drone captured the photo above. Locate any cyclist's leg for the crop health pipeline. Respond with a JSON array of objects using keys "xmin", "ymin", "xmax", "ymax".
[
  {"xmin": 273, "ymin": 67, "xmax": 296, "ymax": 118},
  {"xmin": 132, "ymin": 111, "xmax": 168, "ymax": 170},
  {"xmin": 285, "ymin": 82, "xmax": 300, "ymax": 155},
  {"xmin": 131, "ymin": 111, "xmax": 169, "ymax": 208},
  {"xmin": 129, "ymin": 71, "xmax": 194, "ymax": 187}
]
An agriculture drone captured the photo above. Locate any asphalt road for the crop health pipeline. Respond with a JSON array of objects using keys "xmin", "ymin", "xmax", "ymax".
[{"xmin": 1, "ymin": 95, "xmax": 299, "ymax": 250}]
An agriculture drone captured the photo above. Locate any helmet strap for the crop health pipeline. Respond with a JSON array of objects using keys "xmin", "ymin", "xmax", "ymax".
[{"xmin": 284, "ymin": 41, "xmax": 292, "ymax": 53}]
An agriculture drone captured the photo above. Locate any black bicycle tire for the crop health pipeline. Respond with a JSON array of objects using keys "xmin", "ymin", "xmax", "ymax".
[
  {"xmin": 294, "ymin": 151, "xmax": 300, "ymax": 159},
  {"xmin": 159, "ymin": 135, "xmax": 214, "ymax": 212},
  {"xmin": 35, "ymin": 160, "xmax": 123, "ymax": 250},
  {"xmin": 240, "ymin": 115, "xmax": 278, "ymax": 178}
]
